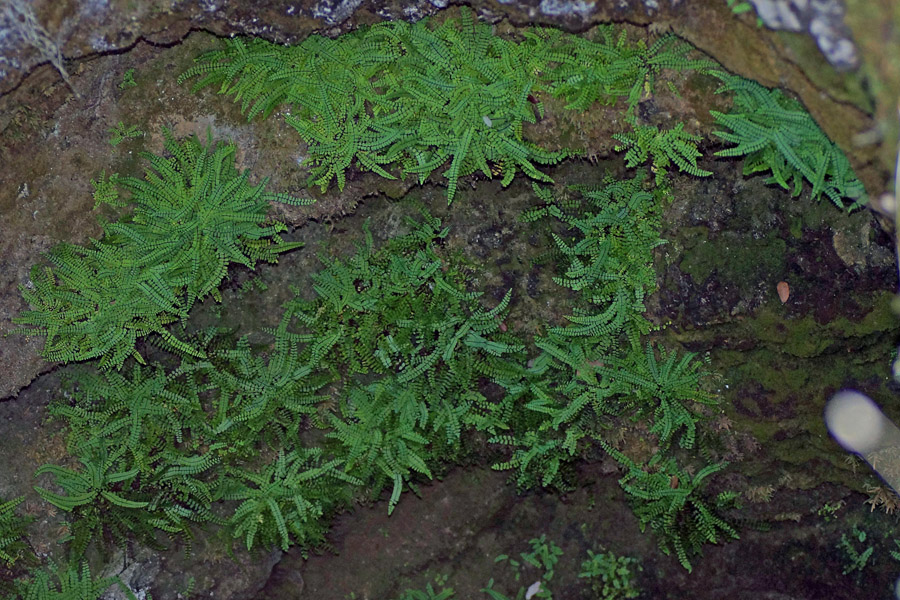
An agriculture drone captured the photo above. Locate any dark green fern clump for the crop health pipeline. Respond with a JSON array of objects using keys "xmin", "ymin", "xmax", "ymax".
[
  {"xmin": 523, "ymin": 171, "xmax": 666, "ymax": 350},
  {"xmin": 711, "ymin": 73, "xmax": 866, "ymax": 209},
  {"xmin": 37, "ymin": 322, "xmax": 354, "ymax": 558},
  {"xmin": 528, "ymin": 25, "xmax": 718, "ymax": 114},
  {"xmin": 483, "ymin": 171, "xmax": 735, "ymax": 572},
  {"xmin": 493, "ymin": 173, "xmax": 715, "ymax": 492},
  {"xmin": 217, "ymin": 447, "xmax": 362, "ymax": 552},
  {"xmin": 12, "ymin": 561, "xmax": 137, "ymax": 600},
  {"xmin": 600, "ymin": 441, "xmax": 739, "ymax": 573},
  {"xmin": 284, "ymin": 213, "xmax": 525, "ymax": 512},
  {"xmin": 11, "ymin": 129, "xmax": 309, "ymax": 370},
  {"xmin": 34, "ymin": 213, "xmax": 526, "ymax": 564}
]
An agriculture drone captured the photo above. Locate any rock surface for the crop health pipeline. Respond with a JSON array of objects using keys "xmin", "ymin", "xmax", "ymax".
[{"xmin": 0, "ymin": 2, "xmax": 898, "ymax": 598}]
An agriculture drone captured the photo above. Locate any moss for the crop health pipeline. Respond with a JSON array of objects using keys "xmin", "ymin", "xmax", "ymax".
[
  {"xmin": 789, "ymin": 216, "xmax": 803, "ymax": 239},
  {"xmin": 679, "ymin": 229, "xmax": 786, "ymax": 284},
  {"xmin": 831, "ymin": 291, "xmax": 899, "ymax": 337},
  {"xmin": 747, "ymin": 291, "xmax": 898, "ymax": 358},
  {"xmin": 735, "ymin": 359, "xmax": 810, "ymax": 395},
  {"xmin": 775, "ymin": 31, "xmax": 875, "ymax": 114}
]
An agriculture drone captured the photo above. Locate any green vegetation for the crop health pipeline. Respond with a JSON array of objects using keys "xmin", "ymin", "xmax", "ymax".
[
  {"xmin": 178, "ymin": 8, "xmax": 720, "ymax": 202},
  {"xmin": 483, "ymin": 535, "xmax": 563, "ymax": 599},
  {"xmin": 613, "ymin": 123, "xmax": 711, "ymax": 185},
  {"xmin": 0, "ymin": 496, "xmax": 28, "ymax": 567},
  {"xmin": 394, "ymin": 584, "xmax": 456, "ymax": 600},
  {"xmin": 107, "ymin": 121, "xmax": 143, "ymax": 146},
  {"xmin": 26, "ymin": 211, "xmax": 525, "ymax": 563},
  {"xmin": 11, "ymin": 129, "xmax": 310, "ymax": 369},
  {"xmin": 492, "ymin": 173, "xmax": 716, "ymax": 496},
  {"xmin": 600, "ymin": 441, "xmax": 739, "ymax": 572},
  {"xmin": 179, "ymin": 7, "xmax": 864, "ymax": 209},
  {"xmin": 838, "ymin": 525, "xmax": 874, "ymax": 576},
  {"xmin": 8, "ymin": 5, "xmax": 873, "ymax": 597},
  {"xmin": 392, "ymin": 536, "xmax": 642, "ymax": 600},
  {"xmin": 283, "ymin": 213, "xmax": 523, "ymax": 513},
  {"xmin": 579, "ymin": 549, "xmax": 642, "ymax": 600},
  {"xmin": 119, "ymin": 68, "xmax": 138, "ymax": 90},
  {"xmin": 531, "ymin": 25, "xmax": 717, "ymax": 114},
  {"xmin": 179, "ymin": 7, "xmax": 569, "ymax": 202},
  {"xmin": 12, "ymin": 561, "xmax": 138, "ymax": 600},
  {"xmin": 711, "ymin": 73, "xmax": 866, "ymax": 209}
]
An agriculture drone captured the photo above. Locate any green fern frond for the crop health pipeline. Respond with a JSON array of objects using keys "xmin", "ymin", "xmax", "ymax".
[
  {"xmin": 711, "ymin": 74, "xmax": 865, "ymax": 209},
  {"xmin": 0, "ymin": 496, "xmax": 28, "ymax": 567}
]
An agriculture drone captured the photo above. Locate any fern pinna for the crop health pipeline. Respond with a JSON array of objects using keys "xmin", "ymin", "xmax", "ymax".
[
  {"xmin": 12, "ymin": 129, "xmax": 309, "ymax": 370},
  {"xmin": 710, "ymin": 73, "xmax": 866, "ymax": 209}
]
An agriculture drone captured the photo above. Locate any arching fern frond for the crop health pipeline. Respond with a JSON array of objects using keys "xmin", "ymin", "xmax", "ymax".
[{"xmin": 710, "ymin": 74, "xmax": 865, "ymax": 209}]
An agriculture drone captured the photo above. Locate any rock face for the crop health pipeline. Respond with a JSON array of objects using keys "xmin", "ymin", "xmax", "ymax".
[
  {"xmin": 747, "ymin": 0, "xmax": 858, "ymax": 69},
  {"xmin": 0, "ymin": 0, "xmax": 889, "ymax": 175},
  {"xmin": 0, "ymin": 0, "xmax": 889, "ymax": 402},
  {"xmin": 0, "ymin": 2, "xmax": 897, "ymax": 599}
]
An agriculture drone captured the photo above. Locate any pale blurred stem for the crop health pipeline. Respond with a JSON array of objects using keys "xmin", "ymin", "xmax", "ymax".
[{"xmin": 896, "ymin": 103, "xmax": 900, "ymax": 289}]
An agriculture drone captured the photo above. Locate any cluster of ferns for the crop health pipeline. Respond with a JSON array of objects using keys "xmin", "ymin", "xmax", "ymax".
[
  {"xmin": 3, "ymin": 5, "xmax": 866, "ymax": 597},
  {"xmin": 178, "ymin": 5, "xmax": 863, "ymax": 208}
]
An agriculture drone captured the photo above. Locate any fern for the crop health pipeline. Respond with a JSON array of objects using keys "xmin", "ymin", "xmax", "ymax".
[
  {"xmin": 613, "ymin": 122, "xmax": 712, "ymax": 185},
  {"xmin": 107, "ymin": 121, "xmax": 143, "ymax": 147},
  {"xmin": 490, "ymin": 429, "xmax": 573, "ymax": 490},
  {"xmin": 217, "ymin": 448, "xmax": 361, "ymax": 551},
  {"xmin": 283, "ymin": 213, "xmax": 524, "ymax": 511},
  {"xmin": 326, "ymin": 379, "xmax": 434, "ymax": 514},
  {"xmin": 710, "ymin": 73, "xmax": 866, "ymax": 209},
  {"xmin": 380, "ymin": 8, "xmax": 569, "ymax": 203},
  {"xmin": 0, "ymin": 495, "xmax": 28, "ymax": 567},
  {"xmin": 491, "ymin": 171, "xmax": 718, "ymax": 495},
  {"xmin": 33, "ymin": 442, "xmax": 161, "ymax": 559},
  {"xmin": 529, "ymin": 171, "xmax": 665, "ymax": 351},
  {"xmin": 533, "ymin": 26, "xmax": 718, "ymax": 114},
  {"xmin": 12, "ymin": 129, "xmax": 310, "ymax": 369},
  {"xmin": 42, "ymin": 360, "xmax": 236, "ymax": 558},
  {"xmin": 12, "ymin": 561, "xmax": 137, "ymax": 600},
  {"xmin": 181, "ymin": 8, "xmax": 569, "ymax": 202},
  {"xmin": 202, "ymin": 321, "xmax": 331, "ymax": 452},
  {"xmin": 51, "ymin": 364, "xmax": 200, "ymax": 472},
  {"xmin": 393, "ymin": 584, "xmax": 455, "ymax": 600},
  {"xmin": 604, "ymin": 342, "xmax": 714, "ymax": 449},
  {"xmin": 600, "ymin": 442, "xmax": 739, "ymax": 572}
]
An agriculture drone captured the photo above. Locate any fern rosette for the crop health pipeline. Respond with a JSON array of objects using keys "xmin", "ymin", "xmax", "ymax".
[{"xmin": 13, "ymin": 129, "xmax": 309, "ymax": 369}]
